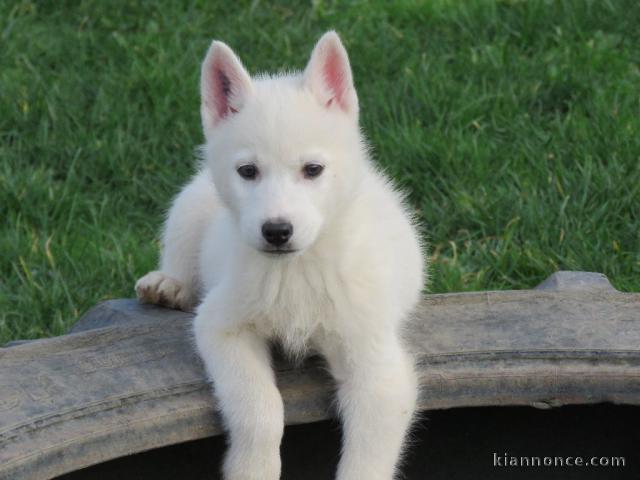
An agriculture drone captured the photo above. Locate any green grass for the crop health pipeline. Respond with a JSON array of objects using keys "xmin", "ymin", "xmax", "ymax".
[{"xmin": 1, "ymin": 0, "xmax": 639, "ymax": 343}]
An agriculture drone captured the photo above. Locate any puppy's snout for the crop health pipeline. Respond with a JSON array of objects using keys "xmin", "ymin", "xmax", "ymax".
[{"xmin": 262, "ymin": 220, "xmax": 293, "ymax": 246}]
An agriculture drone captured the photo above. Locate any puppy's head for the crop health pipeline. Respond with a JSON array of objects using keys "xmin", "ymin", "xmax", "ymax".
[{"xmin": 200, "ymin": 31, "xmax": 365, "ymax": 256}]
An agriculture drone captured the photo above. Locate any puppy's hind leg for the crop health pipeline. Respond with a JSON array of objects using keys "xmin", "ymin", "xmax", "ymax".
[{"xmin": 136, "ymin": 170, "xmax": 216, "ymax": 311}]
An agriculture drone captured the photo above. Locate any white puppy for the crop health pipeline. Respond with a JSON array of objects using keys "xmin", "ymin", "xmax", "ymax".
[{"xmin": 136, "ymin": 31, "xmax": 425, "ymax": 480}]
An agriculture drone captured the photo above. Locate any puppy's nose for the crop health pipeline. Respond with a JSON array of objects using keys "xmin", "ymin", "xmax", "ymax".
[{"xmin": 262, "ymin": 221, "xmax": 293, "ymax": 246}]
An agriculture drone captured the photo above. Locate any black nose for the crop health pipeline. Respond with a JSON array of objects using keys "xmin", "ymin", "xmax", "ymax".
[{"xmin": 262, "ymin": 221, "xmax": 293, "ymax": 247}]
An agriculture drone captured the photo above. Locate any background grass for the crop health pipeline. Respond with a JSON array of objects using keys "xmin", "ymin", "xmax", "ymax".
[{"xmin": 1, "ymin": 0, "xmax": 639, "ymax": 343}]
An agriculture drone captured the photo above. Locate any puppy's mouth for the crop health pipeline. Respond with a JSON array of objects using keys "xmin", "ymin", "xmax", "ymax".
[{"xmin": 260, "ymin": 247, "xmax": 298, "ymax": 256}]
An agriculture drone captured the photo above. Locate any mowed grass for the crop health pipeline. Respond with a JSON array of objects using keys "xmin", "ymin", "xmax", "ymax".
[{"xmin": 1, "ymin": 0, "xmax": 639, "ymax": 343}]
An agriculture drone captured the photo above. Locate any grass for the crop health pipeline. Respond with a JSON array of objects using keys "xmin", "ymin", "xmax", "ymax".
[{"xmin": 1, "ymin": 0, "xmax": 639, "ymax": 343}]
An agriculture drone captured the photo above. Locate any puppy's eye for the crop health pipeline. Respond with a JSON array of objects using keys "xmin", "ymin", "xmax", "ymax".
[
  {"xmin": 237, "ymin": 164, "xmax": 258, "ymax": 180},
  {"xmin": 303, "ymin": 163, "xmax": 324, "ymax": 179}
]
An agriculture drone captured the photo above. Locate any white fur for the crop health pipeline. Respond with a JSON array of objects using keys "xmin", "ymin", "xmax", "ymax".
[{"xmin": 136, "ymin": 31, "xmax": 425, "ymax": 480}]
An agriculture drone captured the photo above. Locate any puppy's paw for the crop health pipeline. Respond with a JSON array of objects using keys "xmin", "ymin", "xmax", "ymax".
[
  {"xmin": 135, "ymin": 271, "xmax": 195, "ymax": 311},
  {"xmin": 224, "ymin": 452, "xmax": 281, "ymax": 480}
]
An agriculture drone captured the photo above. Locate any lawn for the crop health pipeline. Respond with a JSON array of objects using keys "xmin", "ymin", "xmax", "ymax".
[{"xmin": 1, "ymin": 0, "xmax": 639, "ymax": 343}]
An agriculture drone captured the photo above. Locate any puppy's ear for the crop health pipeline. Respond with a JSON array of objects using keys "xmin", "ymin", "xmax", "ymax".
[
  {"xmin": 303, "ymin": 31, "xmax": 358, "ymax": 119},
  {"xmin": 200, "ymin": 40, "xmax": 253, "ymax": 133}
]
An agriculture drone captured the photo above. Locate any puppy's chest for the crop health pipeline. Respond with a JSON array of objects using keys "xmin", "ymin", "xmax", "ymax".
[{"xmin": 251, "ymin": 260, "xmax": 341, "ymax": 353}]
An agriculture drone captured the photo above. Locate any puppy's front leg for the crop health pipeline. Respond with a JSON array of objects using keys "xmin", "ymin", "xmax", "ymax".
[
  {"xmin": 325, "ymin": 332, "xmax": 418, "ymax": 480},
  {"xmin": 194, "ymin": 299, "xmax": 283, "ymax": 480}
]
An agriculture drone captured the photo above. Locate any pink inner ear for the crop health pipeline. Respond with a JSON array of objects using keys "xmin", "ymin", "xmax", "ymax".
[
  {"xmin": 323, "ymin": 46, "xmax": 347, "ymax": 109},
  {"xmin": 210, "ymin": 57, "xmax": 234, "ymax": 120}
]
